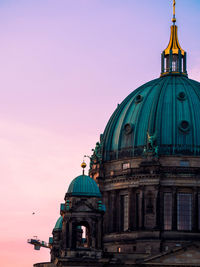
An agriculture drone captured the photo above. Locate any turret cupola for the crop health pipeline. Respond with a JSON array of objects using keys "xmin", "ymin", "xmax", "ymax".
[{"xmin": 161, "ymin": 0, "xmax": 187, "ymax": 77}]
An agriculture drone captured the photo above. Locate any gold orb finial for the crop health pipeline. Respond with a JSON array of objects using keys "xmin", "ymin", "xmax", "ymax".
[
  {"xmin": 81, "ymin": 161, "xmax": 87, "ymax": 175},
  {"xmin": 81, "ymin": 161, "xmax": 87, "ymax": 169}
]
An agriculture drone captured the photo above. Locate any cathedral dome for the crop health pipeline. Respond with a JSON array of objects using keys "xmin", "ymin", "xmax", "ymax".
[
  {"xmin": 54, "ymin": 216, "xmax": 63, "ymax": 231},
  {"xmin": 100, "ymin": 2, "xmax": 200, "ymax": 162},
  {"xmin": 102, "ymin": 74, "xmax": 200, "ymax": 161},
  {"xmin": 67, "ymin": 174, "xmax": 102, "ymax": 197}
]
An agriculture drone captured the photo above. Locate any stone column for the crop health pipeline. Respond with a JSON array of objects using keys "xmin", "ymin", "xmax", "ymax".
[
  {"xmin": 112, "ymin": 191, "xmax": 117, "ymax": 232},
  {"xmin": 97, "ymin": 217, "xmax": 102, "ymax": 249},
  {"xmin": 103, "ymin": 191, "xmax": 109, "ymax": 234},
  {"xmin": 155, "ymin": 187, "xmax": 160, "ymax": 230},
  {"xmin": 68, "ymin": 220, "xmax": 73, "ymax": 248},
  {"xmin": 135, "ymin": 191, "xmax": 140, "ymax": 230},
  {"xmin": 130, "ymin": 189, "xmax": 134, "ymax": 230},
  {"xmin": 192, "ymin": 189, "xmax": 198, "ymax": 232},
  {"xmin": 172, "ymin": 188, "xmax": 177, "ymax": 231},
  {"xmin": 116, "ymin": 190, "xmax": 120, "ymax": 232},
  {"xmin": 62, "ymin": 218, "xmax": 67, "ymax": 250},
  {"xmin": 109, "ymin": 191, "xmax": 116, "ymax": 233},
  {"xmin": 141, "ymin": 187, "xmax": 145, "ymax": 230},
  {"xmin": 159, "ymin": 190, "xmax": 164, "ymax": 231},
  {"xmin": 128, "ymin": 188, "xmax": 132, "ymax": 230},
  {"xmin": 91, "ymin": 220, "xmax": 96, "ymax": 248}
]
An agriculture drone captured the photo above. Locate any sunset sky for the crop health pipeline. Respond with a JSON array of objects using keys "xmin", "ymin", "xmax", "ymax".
[{"xmin": 0, "ymin": 1, "xmax": 199, "ymax": 266}]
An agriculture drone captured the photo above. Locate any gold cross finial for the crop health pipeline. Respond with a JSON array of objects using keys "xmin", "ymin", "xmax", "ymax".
[{"xmin": 172, "ymin": 0, "xmax": 176, "ymax": 24}]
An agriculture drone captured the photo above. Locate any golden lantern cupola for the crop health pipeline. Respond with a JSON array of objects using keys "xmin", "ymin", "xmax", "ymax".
[{"xmin": 161, "ymin": 0, "xmax": 187, "ymax": 77}]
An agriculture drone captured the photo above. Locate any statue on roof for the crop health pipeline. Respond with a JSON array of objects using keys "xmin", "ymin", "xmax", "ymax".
[
  {"xmin": 91, "ymin": 142, "xmax": 102, "ymax": 164},
  {"xmin": 87, "ymin": 136, "xmax": 103, "ymax": 169},
  {"xmin": 143, "ymin": 131, "xmax": 159, "ymax": 158}
]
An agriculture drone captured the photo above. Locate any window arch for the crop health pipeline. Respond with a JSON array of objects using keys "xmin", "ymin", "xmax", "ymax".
[{"xmin": 72, "ymin": 221, "xmax": 91, "ymax": 249}]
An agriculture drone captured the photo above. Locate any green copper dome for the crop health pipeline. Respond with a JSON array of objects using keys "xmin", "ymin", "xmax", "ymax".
[
  {"xmin": 102, "ymin": 75, "xmax": 200, "ymax": 161},
  {"xmin": 54, "ymin": 216, "xmax": 63, "ymax": 231},
  {"xmin": 67, "ymin": 175, "xmax": 101, "ymax": 197}
]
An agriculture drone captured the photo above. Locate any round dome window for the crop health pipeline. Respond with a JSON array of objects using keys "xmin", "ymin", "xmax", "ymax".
[
  {"xmin": 177, "ymin": 92, "xmax": 186, "ymax": 101},
  {"xmin": 179, "ymin": 120, "xmax": 190, "ymax": 133},
  {"xmin": 124, "ymin": 123, "xmax": 133, "ymax": 135},
  {"xmin": 135, "ymin": 94, "xmax": 143, "ymax": 103}
]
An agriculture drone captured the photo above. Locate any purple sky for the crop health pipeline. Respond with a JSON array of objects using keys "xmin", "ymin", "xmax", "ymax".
[{"xmin": 0, "ymin": 1, "xmax": 199, "ymax": 266}]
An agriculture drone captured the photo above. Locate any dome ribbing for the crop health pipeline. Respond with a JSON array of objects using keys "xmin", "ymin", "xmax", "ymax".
[
  {"xmin": 54, "ymin": 216, "xmax": 63, "ymax": 231},
  {"xmin": 67, "ymin": 175, "xmax": 101, "ymax": 197},
  {"xmin": 102, "ymin": 75, "xmax": 200, "ymax": 161}
]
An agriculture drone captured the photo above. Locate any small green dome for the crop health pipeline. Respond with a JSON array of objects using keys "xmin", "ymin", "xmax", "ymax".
[
  {"xmin": 54, "ymin": 216, "xmax": 63, "ymax": 230},
  {"xmin": 102, "ymin": 75, "xmax": 200, "ymax": 160},
  {"xmin": 67, "ymin": 175, "xmax": 101, "ymax": 197}
]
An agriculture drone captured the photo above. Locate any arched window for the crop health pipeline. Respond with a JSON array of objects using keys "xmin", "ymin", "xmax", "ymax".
[{"xmin": 74, "ymin": 222, "xmax": 90, "ymax": 248}]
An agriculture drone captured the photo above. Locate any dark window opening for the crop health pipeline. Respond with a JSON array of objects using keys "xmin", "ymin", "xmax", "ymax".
[
  {"xmin": 75, "ymin": 223, "xmax": 90, "ymax": 249},
  {"xmin": 198, "ymin": 194, "xmax": 200, "ymax": 230},
  {"xmin": 165, "ymin": 56, "xmax": 169, "ymax": 72},
  {"xmin": 180, "ymin": 160, "xmax": 189, "ymax": 167},
  {"xmin": 164, "ymin": 193, "xmax": 172, "ymax": 230},
  {"xmin": 117, "ymin": 247, "xmax": 121, "ymax": 253},
  {"xmin": 177, "ymin": 193, "xmax": 192, "ymax": 231},
  {"xmin": 146, "ymin": 192, "xmax": 154, "ymax": 214},
  {"xmin": 172, "ymin": 55, "xmax": 179, "ymax": 72},
  {"xmin": 136, "ymin": 193, "xmax": 140, "ymax": 228},
  {"xmin": 120, "ymin": 195, "xmax": 129, "ymax": 231},
  {"xmin": 122, "ymin": 162, "xmax": 130, "ymax": 170}
]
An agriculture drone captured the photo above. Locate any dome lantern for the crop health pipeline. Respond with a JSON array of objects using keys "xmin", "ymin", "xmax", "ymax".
[{"xmin": 161, "ymin": 0, "xmax": 187, "ymax": 77}]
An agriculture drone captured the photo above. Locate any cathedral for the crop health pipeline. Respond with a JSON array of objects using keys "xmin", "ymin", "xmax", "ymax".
[{"xmin": 33, "ymin": 2, "xmax": 200, "ymax": 267}]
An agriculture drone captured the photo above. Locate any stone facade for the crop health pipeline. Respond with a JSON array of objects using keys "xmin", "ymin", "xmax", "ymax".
[
  {"xmin": 33, "ymin": 3, "xmax": 200, "ymax": 266},
  {"xmin": 34, "ymin": 155, "xmax": 200, "ymax": 267},
  {"xmin": 92, "ymin": 155, "xmax": 200, "ymax": 257}
]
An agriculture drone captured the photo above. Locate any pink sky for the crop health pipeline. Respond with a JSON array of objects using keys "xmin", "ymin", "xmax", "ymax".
[{"xmin": 0, "ymin": 1, "xmax": 199, "ymax": 266}]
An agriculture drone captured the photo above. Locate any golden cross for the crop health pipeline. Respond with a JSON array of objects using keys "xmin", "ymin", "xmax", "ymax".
[
  {"xmin": 173, "ymin": 0, "xmax": 176, "ymax": 17},
  {"xmin": 172, "ymin": 0, "xmax": 176, "ymax": 23}
]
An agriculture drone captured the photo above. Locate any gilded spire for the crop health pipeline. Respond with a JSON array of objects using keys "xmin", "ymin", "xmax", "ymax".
[
  {"xmin": 164, "ymin": 25, "xmax": 185, "ymax": 56},
  {"xmin": 160, "ymin": 0, "xmax": 187, "ymax": 77},
  {"xmin": 164, "ymin": 0, "xmax": 184, "ymax": 56}
]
